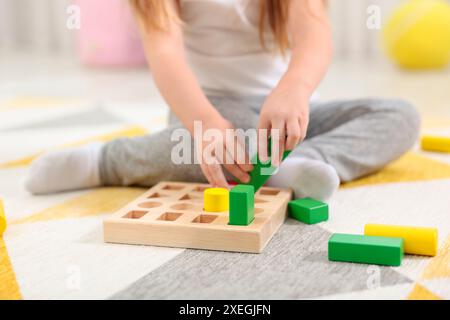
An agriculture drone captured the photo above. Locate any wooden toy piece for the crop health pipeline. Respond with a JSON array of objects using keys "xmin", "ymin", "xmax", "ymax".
[
  {"xmin": 364, "ymin": 223, "xmax": 438, "ymax": 256},
  {"xmin": 104, "ymin": 181, "xmax": 292, "ymax": 253},
  {"xmin": 229, "ymin": 185, "xmax": 255, "ymax": 226},
  {"xmin": 204, "ymin": 188, "xmax": 229, "ymax": 212},
  {"xmin": 328, "ymin": 233, "xmax": 404, "ymax": 266},
  {"xmin": 421, "ymin": 135, "xmax": 450, "ymax": 153},
  {"xmin": 239, "ymin": 137, "xmax": 292, "ymax": 192},
  {"xmin": 0, "ymin": 199, "xmax": 6, "ymax": 236},
  {"xmin": 288, "ymin": 198, "xmax": 328, "ymax": 224}
]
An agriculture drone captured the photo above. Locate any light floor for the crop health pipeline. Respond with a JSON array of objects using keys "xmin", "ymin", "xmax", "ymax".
[{"xmin": 0, "ymin": 54, "xmax": 449, "ymax": 300}]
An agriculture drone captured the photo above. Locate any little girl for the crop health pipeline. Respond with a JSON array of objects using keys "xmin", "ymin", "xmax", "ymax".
[{"xmin": 26, "ymin": 0, "xmax": 420, "ymax": 200}]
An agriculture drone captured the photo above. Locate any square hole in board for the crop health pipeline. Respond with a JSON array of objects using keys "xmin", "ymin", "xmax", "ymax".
[
  {"xmin": 148, "ymin": 192, "xmax": 169, "ymax": 199},
  {"xmin": 193, "ymin": 186, "xmax": 209, "ymax": 192},
  {"xmin": 259, "ymin": 189, "xmax": 280, "ymax": 196},
  {"xmin": 158, "ymin": 212, "xmax": 183, "ymax": 221},
  {"xmin": 179, "ymin": 193, "xmax": 202, "ymax": 202},
  {"xmin": 123, "ymin": 210, "xmax": 148, "ymax": 219},
  {"xmin": 162, "ymin": 184, "xmax": 185, "ymax": 191},
  {"xmin": 255, "ymin": 208, "xmax": 264, "ymax": 214},
  {"xmin": 254, "ymin": 197, "xmax": 268, "ymax": 203},
  {"xmin": 192, "ymin": 214, "xmax": 218, "ymax": 224}
]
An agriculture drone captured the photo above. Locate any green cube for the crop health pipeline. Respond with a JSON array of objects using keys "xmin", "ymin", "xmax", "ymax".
[
  {"xmin": 229, "ymin": 185, "xmax": 255, "ymax": 226},
  {"xmin": 288, "ymin": 198, "xmax": 328, "ymax": 224},
  {"xmin": 238, "ymin": 137, "xmax": 292, "ymax": 192},
  {"xmin": 328, "ymin": 233, "xmax": 404, "ymax": 266}
]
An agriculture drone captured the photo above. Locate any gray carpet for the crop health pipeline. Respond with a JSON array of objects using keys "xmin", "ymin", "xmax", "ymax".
[{"xmin": 110, "ymin": 219, "xmax": 412, "ymax": 299}]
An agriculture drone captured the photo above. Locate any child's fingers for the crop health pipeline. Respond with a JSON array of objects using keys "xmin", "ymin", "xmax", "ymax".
[
  {"xmin": 200, "ymin": 162, "xmax": 215, "ymax": 186},
  {"xmin": 286, "ymin": 119, "xmax": 301, "ymax": 151},
  {"xmin": 232, "ymin": 136, "xmax": 253, "ymax": 173},
  {"xmin": 300, "ymin": 118, "xmax": 308, "ymax": 141},
  {"xmin": 207, "ymin": 161, "xmax": 229, "ymax": 188},
  {"xmin": 200, "ymin": 143, "xmax": 227, "ymax": 187},
  {"xmin": 277, "ymin": 142, "xmax": 285, "ymax": 167},
  {"xmin": 257, "ymin": 134, "xmax": 269, "ymax": 164},
  {"xmin": 223, "ymin": 140, "xmax": 251, "ymax": 182},
  {"xmin": 223, "ymin": 163, "xmax": 250, "ymax": 183},
  {"xmin": 257, "ymin": 119, "xmax": 271, "ymax": 163},
  {"xmin": 271, "ymin": 121, "xmax": 285, "ymax": 167}
]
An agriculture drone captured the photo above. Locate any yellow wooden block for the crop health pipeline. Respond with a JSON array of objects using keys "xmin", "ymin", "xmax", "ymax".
[
  {"xmin": 364, "ymin": 223, "xmax": 438, "ymax": 256},
  {"xmin": 0, "ymin": 200, "xmax": 6, "ymax": 236},
  {"xmin": 421, "ymin": 135, "xmax": 450, "ymax": 153},
  {"xmin": 204, "ymin": 188, "xmax": 229, "ymax": 212}
]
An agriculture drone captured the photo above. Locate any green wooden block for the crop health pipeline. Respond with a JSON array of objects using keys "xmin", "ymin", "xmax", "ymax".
[
  {"xmin": 229, "ymin": 185, "xmax": 255, "ymax": 226},
  {"xmin": 238, "ymin": 137, "xmax": 292, "ymax": 192},
  {"xmin": 328, "ymin": 233, "xmax": 404, "ymax": 266},
  {"xmin": 288, "ymin": 198, "xmax": 328, "ymax": 224}
]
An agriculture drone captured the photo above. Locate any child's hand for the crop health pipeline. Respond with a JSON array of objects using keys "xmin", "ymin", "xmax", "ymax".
[
  {"xmin": 197, "ymin": 115, "xmax": 253, "ymax": 188},
  {"xmin": 258, "ymin": 84, "xmax": 310, "ymax": 166}
]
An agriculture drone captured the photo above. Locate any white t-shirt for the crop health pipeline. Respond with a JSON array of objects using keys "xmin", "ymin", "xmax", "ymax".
[{"xmin": 180, "ymin": 0, "xmax": 291, "ymax": 97}]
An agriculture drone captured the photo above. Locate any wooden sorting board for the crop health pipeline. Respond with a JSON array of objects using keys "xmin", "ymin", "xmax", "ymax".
[{"xmin": 103, "ymin": 181, "xmax": 293, "ymax": 253}]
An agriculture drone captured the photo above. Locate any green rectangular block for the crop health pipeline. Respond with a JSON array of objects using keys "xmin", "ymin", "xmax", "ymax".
[
  {"xmin": 229, "ymin": 185, "xmax": 255, "ymax": 226},
  {"xmin": 238, "ymin": 137, "xmax": 292, "ymax": 192},
  {"xmin": 288, "ymin": 198, "xmax": 328, "ymax": 224},
  {"xmin": 328, "ymin": 233, "xmax": 404, "ymax": 266}
]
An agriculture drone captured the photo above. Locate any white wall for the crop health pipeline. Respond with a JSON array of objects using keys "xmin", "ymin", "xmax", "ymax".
[
  {"xmin": 0, "ymin": 0, "xmax": 74, "ymax": 55},
  {"xmin": 0, "ymin": 0, "xmax": 401, "ymax": 60},
  {"xmin": 329, "ymin": 0, "xmax": 401, "ymax": 61}
]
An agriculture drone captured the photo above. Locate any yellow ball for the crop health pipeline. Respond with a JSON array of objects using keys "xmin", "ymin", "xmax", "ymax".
[
  {"xmin": 204, "ymin": 188, "xmax": 229, "ymax": 212},
  {"xmin": 383, "ymin": 0, "xmax": 450, "ymax": 69}
]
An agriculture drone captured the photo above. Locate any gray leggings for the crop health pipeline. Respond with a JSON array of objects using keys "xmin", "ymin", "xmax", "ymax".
[{"xmin": 99, "ymin": 96, "xmax": 420, "ymax": 186}]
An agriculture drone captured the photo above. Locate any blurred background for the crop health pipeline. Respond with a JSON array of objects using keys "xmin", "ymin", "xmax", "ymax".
[
  {"xmin": 0, "ymin": 0, "xmax": 404, "ymax": 60},
  {"xmin": 0, "ymin": 0, "xmax": 449, "ymax": 119},
  {"xmin": 1, "ymin": 0, "xmax": 449, "ymax": 301},
  {"xmin": 0, "ymin": 0, "xmax": 405, "ymax": 60}
]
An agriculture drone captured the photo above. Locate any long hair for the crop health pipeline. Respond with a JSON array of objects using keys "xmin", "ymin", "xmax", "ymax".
[{"xmin": 129, "ymin": 0, "xmax": 291, "ymax": 54}]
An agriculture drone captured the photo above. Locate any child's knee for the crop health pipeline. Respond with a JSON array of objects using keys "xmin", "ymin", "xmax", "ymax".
[
  {"xmin": 394, "ymin": 100, "xmax": 420, "ymax": 141},
  {"xmin": 380, "ymin": 99, "xmax": 421, "ymax": 150}
]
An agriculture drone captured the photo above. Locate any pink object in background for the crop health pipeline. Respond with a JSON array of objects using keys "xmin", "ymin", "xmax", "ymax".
[{"xmin": 75, "ymin": 0, "xmax": 146, "ymax": 67}]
